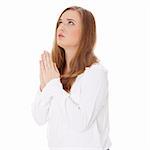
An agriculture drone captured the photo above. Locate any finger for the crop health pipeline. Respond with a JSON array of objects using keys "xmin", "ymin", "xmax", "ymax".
[
  {"xmin": 41, "ymin": 53, "xmax": 45, "ymax": 68},
  {"xmin": 49, "ymin": 52, "xmax": 53, "ymax": 68},
  {"xmin": 45, "ymin": 51, "xmax": 51, "ymax": 69},
  {"xmin": 43, "ymin": 51, "xmax": 49, "ymax": 70},
  {"xmin": 40, "ymin": 60, "xmax": 45, "ymax": 74}
]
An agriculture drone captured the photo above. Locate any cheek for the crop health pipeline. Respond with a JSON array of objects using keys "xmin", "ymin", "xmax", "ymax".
[
  {"xmin": 68, "ymin": 28, "xmax": 81, "ymax": 43},
  {"xmin": 72, "ymin": 28, "xmax": 81, "ymax": 38}
]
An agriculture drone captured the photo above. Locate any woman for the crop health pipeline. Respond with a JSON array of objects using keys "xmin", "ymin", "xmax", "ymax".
[{"xmin": 32, "ymin": 6, "xmax": 111, "ymax": 150}]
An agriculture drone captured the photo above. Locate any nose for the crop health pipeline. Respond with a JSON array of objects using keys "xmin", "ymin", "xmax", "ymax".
[{"xmin": 58, "ymin": 22, "xmax": 65, "ymax": 31}]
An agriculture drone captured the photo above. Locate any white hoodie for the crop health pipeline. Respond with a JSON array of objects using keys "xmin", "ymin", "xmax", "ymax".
[{"xmin": 32, "ymin": 63, "xmax": 112, "ymax": 150}]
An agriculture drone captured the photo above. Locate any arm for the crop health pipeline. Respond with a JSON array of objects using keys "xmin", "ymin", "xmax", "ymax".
[
  {"xmin": 31, "ymin": 51, "xmax": 60, "ymax": 125},
  {"xmin": 32, "ymin": 65, "xmax": 108, "ymax": 132},
  {"xmin": 31, "ymin": 78, "xmax": 60, "ymax": 125},
  {"xmin": 97, "ymin": 102, "xmax": 112, "ymax": 149}
]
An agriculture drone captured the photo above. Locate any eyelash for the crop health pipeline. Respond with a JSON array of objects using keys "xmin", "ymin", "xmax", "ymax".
[
  {"xmin": 68, "ymin": 21, "xmax": 74, "ymax": 25},
  {"xmin": 58, "ymin": 21, "xmax": 74, "ymax": 25}
]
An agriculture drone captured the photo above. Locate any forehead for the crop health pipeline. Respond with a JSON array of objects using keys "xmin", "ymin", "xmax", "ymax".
[{"xmin": 60, "ymin": 10, "xmax": 81, "ymax": 22}]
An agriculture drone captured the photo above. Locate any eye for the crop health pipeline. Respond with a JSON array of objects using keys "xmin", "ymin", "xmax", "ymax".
[
  {"xmin": 58, "ymin": 21, "xmax": 62, "ymax": 24},
  {"xmin": 68, "ymin": 21, "xmax": 74, "ymax": 25}
]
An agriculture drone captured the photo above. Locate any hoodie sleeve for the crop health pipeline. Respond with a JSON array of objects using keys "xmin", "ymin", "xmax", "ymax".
[
  {"xmin": 97, "ymin": 102, "xmax": 112, "ymax": 149},
  {"xmin": 32, "ymin": 65, "xmax": 108, "ymax": 132},
  {"xmin": 31, "ymin": 78, "xmax": 61, "ymax": 125}
]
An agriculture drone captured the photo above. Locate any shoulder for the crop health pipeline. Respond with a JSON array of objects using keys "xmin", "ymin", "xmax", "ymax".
[
  {"xmin": 76, "ymin": 63, "xmax": 108, "ymax": 83},
  {"xmin": 77, "ymin": 63, "xmax": 108, "ymax": 83},
  {"xmin": 77, "ymin": 63, "xmax": 109, "ymax": 90},
  {"xmin": 85, "ymin": 62, "xmax": 108, "ymax": 76}
]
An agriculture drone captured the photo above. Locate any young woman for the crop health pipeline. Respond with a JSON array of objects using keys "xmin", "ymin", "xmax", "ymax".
[{"xmin": 32, "ymin": 6, "xmax": 111, "ymax": 150}]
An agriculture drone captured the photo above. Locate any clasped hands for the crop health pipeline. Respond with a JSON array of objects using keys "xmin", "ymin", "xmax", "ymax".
[{"xmin": 39, "ymin": 51, "xmax": 60, "ymax": 91}]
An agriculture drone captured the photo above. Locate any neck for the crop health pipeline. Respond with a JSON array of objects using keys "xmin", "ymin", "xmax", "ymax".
[{"xmin": 64, "ymin": 47, "xmax": 77, "ymax": 73}]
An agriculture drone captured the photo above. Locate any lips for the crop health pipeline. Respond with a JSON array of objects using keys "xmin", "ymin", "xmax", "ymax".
[{"xmin": 57, "ymin": 33, "xmax": 65, "ymax": 38}]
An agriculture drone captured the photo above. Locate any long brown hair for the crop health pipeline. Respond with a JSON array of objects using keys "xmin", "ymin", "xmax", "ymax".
[{"xmin": 51, "ymin": 6, "xmax": 100, "ymax": 93}]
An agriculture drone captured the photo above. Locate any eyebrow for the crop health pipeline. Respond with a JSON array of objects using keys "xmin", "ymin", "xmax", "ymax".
[{"xmin": 59, "ymin": 18, "xmax": 76, "ymax": 23}]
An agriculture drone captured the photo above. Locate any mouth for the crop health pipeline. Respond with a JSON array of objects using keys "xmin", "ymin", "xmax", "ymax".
[{"xmin": 57, "ymin": 33, "xmax": 65, "ymax": 38}]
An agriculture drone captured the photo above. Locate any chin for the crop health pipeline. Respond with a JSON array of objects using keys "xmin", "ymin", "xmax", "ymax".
[{"xmin": 57, "ymin": 41, "xmax": 65, "ymax": 48}]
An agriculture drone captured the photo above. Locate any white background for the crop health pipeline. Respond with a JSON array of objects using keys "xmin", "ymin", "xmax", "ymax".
[{"xmin": 0, "ymin": 0, "xmax": 149, "ymax": 150}]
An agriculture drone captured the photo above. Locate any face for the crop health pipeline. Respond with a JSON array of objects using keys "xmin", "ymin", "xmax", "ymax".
[{"xmin": 56, "ymin": 10, "xmax": 82, "ymax": 50}]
